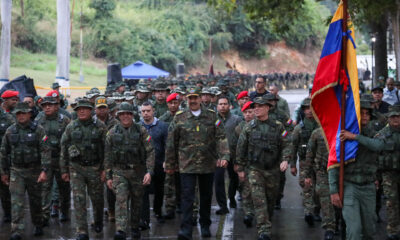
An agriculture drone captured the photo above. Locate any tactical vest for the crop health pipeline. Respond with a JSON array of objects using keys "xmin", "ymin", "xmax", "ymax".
[
  {"xmin": 378, "ymin": 130, "xmax": 400, "ymax": 171},
  {"xmin": 39, "ymin": 114, "xmax": 65, "ymax": 158},
  {"xmin": 0, "ymin": 112, "xmax": 12, "ymax": 141},
  {"xmin": 297, "ymin": 122, "xmax": 315, "ymax": 159},
  {"xmin": 7, "ymin": 123, "xmax": 40, "ymax": 167},
  {"xmin": 248, "ymin": 119, "xmax": 281, "ymax": 170},
  {"xmin": 111, "ymin": 124, "xmax": 145, "ymax": 167},
  {"xmin": 69, "ymin": 119, "xmax": 103, "ymax": 166}
]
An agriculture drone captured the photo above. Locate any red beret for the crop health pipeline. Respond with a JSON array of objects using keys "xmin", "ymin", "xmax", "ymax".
[
  {"xmin": 241, "ymin": 101, "xmax": 253, "ymax": 112},
  {"xmin": 46, "ymin": 90, "xmax": 59, "ymax": 98},
  {"xmin": 1, "ymin": 90, "xmax": 19, "ymax": 99},
  {"xmin": 237, "ymin": 91, "xmax": 249, "ymax": 100},
  {"xmin": 166, "ymin": 93, "xmax": 180, "ymax": 103}
]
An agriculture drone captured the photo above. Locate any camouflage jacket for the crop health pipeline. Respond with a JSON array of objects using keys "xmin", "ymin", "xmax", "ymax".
[
  {"xmin": 304, "ymin": 128, "xmax": 329, "ymax": 178},
  {"xmin": 236, "ymin": 118, "xmax": 292, "ymax": 172},
  {"xmin": 269, "ymin": 107, "xmax": 294, "ymax": 132},
  {"xmin": 165, "ymin": 107, "xmax": 230, "ymax": 174},
  {"xmin": 277, "ymin": 95, "xmax": 290, "ymax": 117},
  {"xmin": 60, "ymin": 117, "xmax": 107, "ymax": 174},
  {"xmin": 154, "ymin": 101, "xmax": 168, "ymax": 118},
  {"xmin": 218, "ymin": 112, "xmax": 242, "ymax": 163},
  {"xmin": 159, "ymin": 111, "xmax": 175, "ymax": 126},
  {"xmin": 0, "ymin": 110, "xmax": 14, "ymax": 146},
  {"xmin": 0, "ymin": 122, "xmax": 51, "ymax": 175},
  {"xmin": 104, "ymin": 122, "xmax": 155, "ymax": 180},
  {"xmin": 94, "ymin": 115, "xmax": 119, "ymax": 130},
  {"xmin": 290, "ymin": 118, "xmax": 319, "ymax": 166}
]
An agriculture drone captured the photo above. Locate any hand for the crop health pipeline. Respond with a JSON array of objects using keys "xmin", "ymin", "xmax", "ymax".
[
  {"xmin": 290, "ymin": 167, "xmax": 297, "ymax": 176},
  {"xmin": 238, "ymin": 171, "xmax": 246, "ymax": 182},
  {"xmin": 280, "ymin": 161, "xmax": 288, "ymax": 172},
  {"xmin": 217, "ymin": 159, "xmax": 228, "ymax": 168},
  {"xmin": 304, "ymin": 178, "xmax": 312, "ymax": 188},
  {"xmin": 375, "ymin": 180, "xmax": 380, "ymax": 190},
  {"xmin": 37, "ymin": 171, "xmax": 47, "ymax": 183},
  {"xmin": 106, "ymin": 179, "xmax": 113, "ymax": 190},
  {"xmin": 143, "ymin": 173, "xmax": 151, "ymax": 185},
  {"xmin": 330, "ymin": 193, "xmax": 343, "ymax": 208},
  {"xmin": 165, "ymin": 169, "xmax": 175, "ymax": 175},
  {"xmin": 100, "ymin": 171, "xmax": 106, "ymax": 182},
  {"xmin": 1, "ymin": 175, "xmax": 9, "ymax": 185},
  {"xmin": 62, "ymin": 173, "xmax": 70, "ymax": 182},
  {"xmin": 339, "ymin": 130, "xmax": 357, "ymax": 141}
]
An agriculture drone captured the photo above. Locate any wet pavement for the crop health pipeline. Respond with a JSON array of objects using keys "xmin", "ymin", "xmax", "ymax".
[{"xmin": 0, "ymin": 89, "xmax": 390, "ymax": 239}]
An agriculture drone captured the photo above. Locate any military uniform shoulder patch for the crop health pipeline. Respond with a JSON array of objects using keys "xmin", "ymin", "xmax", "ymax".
[
  {"xmin": 281, "ymin": 130, "xmax": 288, "ymax": 138},
  {"xmin": 42, "ymin": 135, "xmax": 48, "ymax": 142},
  {"xmin": 207, "ymin": 108, "xmax": 215, "ymax": 113},
  {"xmin": 176, "ymin": 110, "xmax": 184, "ymax": 115},
  {"xmin": 215, "ymin": 119, "xmax": 221, "ymax": 127},
  {"xmin": 287, "ymin": 119, "xmax": 293, "ymax": 125},
  {"xmin": 146, "ymin": 135, "xmax": 152, "ymax": 142}
]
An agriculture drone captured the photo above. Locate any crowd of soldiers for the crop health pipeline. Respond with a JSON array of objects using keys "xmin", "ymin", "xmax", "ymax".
[{"xmin": 0, "ymin": 73, "xmax": 398, "ymax": 240}]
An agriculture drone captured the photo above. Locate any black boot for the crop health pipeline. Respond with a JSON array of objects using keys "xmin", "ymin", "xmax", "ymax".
[
  {"xmin": 164, "ymin": 211, "xmax": 175, "ymax": 219},
  {"xmin": 258, "ymin": 233, "xmax": 271, "ymax": 240},
  {"xmin": 201, "ymin": 226, "xmax": 211, "ymax": 238},
  {"xmin": 131, "ymin": 228, "xmax": 141, "ymax": 239},
  {"xmin": 274, "ymin": 199, "xmax": 281, "ymax": 209},
  {"xmin": 215, "ymin": 208, "xmax": 229, "ymax": 215},
  {"xmin": 304, "ymin": 213, "xmax": 314, "ymax": 226},
  {"xmin": 114, "ymin": 230, "xmax": 126, "ymax": 240},
  {"xmin": 243, "ymin": 215, "xmax": 253, "ymax": 228},
  {"xmin": 33, "ymin": 226, "xmax": 44, "ymax": 236},
  {"xmin": 9, "ymin": 233, "xmax": 22, "ymax": 240},
  {"xmin": 192, "ymin": 216, "xmax": 198, "ymax": 226},
  {"xmin": 229, "ymin": 198, "xmax": 237, "ymax": 208},
  {"xmin": 59, "ymin": 212, "xmax": 69, "ymax": 222},
  {"xmin": 76, "ymin": 234, "xmax": 89, "ymax": 240},
  {"xmin": 94, "ymin": 222, "xmax": 103, "ymax": 233},
  {"xmin": 324, "ymin": 230, "xmax": 334, "ymax": 240}
]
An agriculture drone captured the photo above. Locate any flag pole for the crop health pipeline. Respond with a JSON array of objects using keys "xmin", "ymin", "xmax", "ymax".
[{"xmin": 339, "ymin": 0, "xmax": 348, "ymax": 204}]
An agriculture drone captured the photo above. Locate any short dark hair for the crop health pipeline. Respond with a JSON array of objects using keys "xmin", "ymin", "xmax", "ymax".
[
  {"xmin": 141, "ymin": 101, "xmax": 153, "ymax": 108},
  {"xmin": 255, "ymin": 75, "xmax": 265, "ymax": 83},
  {"xmin": 217, "ymin": 95, "xmax": 231, "ymax": 105}
]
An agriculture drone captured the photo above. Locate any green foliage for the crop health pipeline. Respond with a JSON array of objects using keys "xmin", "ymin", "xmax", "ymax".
[{"xmin": 89, "ymin": 0, "xmax": 116, "ymax": 19}]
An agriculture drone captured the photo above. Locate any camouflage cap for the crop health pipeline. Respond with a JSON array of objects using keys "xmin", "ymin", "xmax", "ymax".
[
  {"xmin": 387, "ymin": 104, "xmax": 400, "ymax": 117},
  {"xmin": 301, "ymin": 97, "xmax": 311, "ymax": 107},
  {"xmin": 123, "ymin": 91, "xmax": 135, "ymax": 101},
  {"xmin": 153, "ymin": 81, "xmax": 168, "ymax": 91},
  {"xmin": 13, "ymin": 102, "xmax": 32, "ymax": 114},
  {"xmin": 186, "ymin": 87, "xmax": 202, "ymax": 97},
  {"xmin": 251, "ymin": 96, "xmax": 272, "ymax": 107},
  {"xmin": 360, "ymin": 93, "xmax": 377, "ymax": 103},
  {"xmin": 264, "ymin": 93, "xmax": 279, "ymax": 101},
  {"xmin": 201, "ymin": 87, "xmax": 212, "ymax": 95},
  {"xmin": 216, "ymin": 79, "xmax": 228, "ymax": 86},
  {"xmin": 73, "ymin": 99, "xmax": 93, "ymax": 110},
  {"xmin": 360, "ymin": 100, "xmax": 373, "ymax": 110},
  {"xmin": 107, "ymin": 98, "xmax": 117, "ymax": 111},
  {"xmin": 111, "ymin": 92, "xmax": 125, "ymax": 101},
  {"xmin": 52, "ymin": 82, "xmax": 60, "ymax": 89},
  {"xmin": 116, "ymin": 102, "xmax": 134, "ymax": 115},
  {"xmin": 40, "ymin": 96, "xmax": 58, "ymax": 105},
  {"xmin": 136, "ymin": 84, "xmax": 151, "ymax": 93},
  {"xmin": 95, "ymin": 96, "xmax": 108, "ymax": 108}
]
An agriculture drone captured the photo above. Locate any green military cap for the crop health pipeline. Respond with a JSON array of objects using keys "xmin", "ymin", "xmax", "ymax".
[
  {"xmin": 136, "ymin": 84, "xmax": 151, "ymax": 93},
  {"xmin": 216, "ymin": 79, "xmax": 228, "ymax": 86},
  {"xmin": 360, "ymin": 100, "xmax": 373, "ymax": 109},
  {"xmin": 107, "ymin": 98, "xmax": 117, "ymax": 112},
  {"xmin": 13, "ymin": 102, "xmax": 32, "ymax": 114},
  {"xmin": 387, "ymin": 104, "xmax": 400, "ymax": 117},
  {"xmin": 301, "ymin": 97, "xmax": 311, "ymax": 107},
  {"xmin": 264, "ymin": 93, "xmax": 279, "ymax": 101},
  {"xmin": 186, "ymin": 87, "xmax": 202, "ymax": 97},
  {"xmin": 153, "ymin": 81, "xmax": 168, "ymax": 91},
  {"xmin": 34, "ymin": 95, "xmax": 42, "ymax": 104},
  {"xmin": 95, "ymin": 96, "xmax": 108, "ymax": 108},
  {"xmin": 40, "ymin": 96, "xmax": 58, "ymax": 105},
  {"xmin": 111, "ymin": 92, "xmax": 125, "ymax": 101},
  {"xmin": 209, "ymin": 86, "xmax": 221, "ymax": 96},
  {"xmin": 171, "ymin": 86, "xmax": 186, "ymax": 95},
  {"xmin": 116, "ymin": 102, "xmax": 134, "ymax": 115},
  {"xmin": 124, "ymin": 91, "xmax": 135, "ymax": 101},
  {"xmin": 251, "ymin": 96, "xmax": 273, "ymax": 107},
  {"xmin": 360, "ymin": 93, "xmax": 377, "ymax": 103},
  {"xmin": 52, "ymin": 82, "xmax": 60, "ymax": 89},
  {"xmin": 73, "ymin": 99, "xmax": 93, "ymax": 110},
  {"xmin": 201, "ymin": 87, "xmax": 212, "ymax": 94}
]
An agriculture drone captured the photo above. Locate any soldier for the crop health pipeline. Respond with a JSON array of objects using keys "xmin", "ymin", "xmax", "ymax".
[
  {"xmin": 60, "ymin": 99, "xmax": 107, "ymax": 240},
  {"xmin": 51, "ymin": 82, "xmax": 68, "ymax": 110},
  {"xmin": 0, "ymin": 102, "xmax": 51, "ymax": 240},
  {"xmin": 153, "ymin": 82, "xmax": 169, "ymax": 118},
  {"xmin": 231, "ymin": 91, "xmax": 250, "ymax": 118},
  {"xmin": 337, "ymin": 104, "xmax": 400, "ymax": 240},
  {"xmin": 332, "ymin": 100, "xmax": 378, "ymax": 240},
  {"xmin": 36, "ymin": 96, "xmax": 71, "ymax": 224},
  {"xmin": 236, "ymin": 95, "xmax": 291, "ymax": 240},
  {"xmin": 268, "ymin": 85, "xmax": 290, "ymax": 116},
  {"xmin": 105, "ymin": 102, "xmax": 154, "ymax": 240},
  {"xmin": 249, "ymin": 76, "xmax": 269, "ymax": 101},
  {"xmin": 234, "ymin": 101, "xmax": 255, "ymax": 227},
  {"xmin": 200, "ymin": 88, "xmax": 216, "ymax": 111},
  {"xmin": 0, "ymin": 101, "xmax": 14, "ymax": 223},
  {"xmin": 371, "ymin": 85, "xmax": 390, "ymax": 114},
  {"xmin": 1, "ymin": 90, "xmax": 19, "ymax": 114},
  {"xmin": 304, "ymin": 127, "xmax": 336, "ymax": 240},
  {"xmin": 290, "ymin": 97, "xmax": 320, "ymax": 225},
  {"xmin": 165, "ymin": 88, "xmax": 230, "ymax": 240},
  {"xmin": 35, "ymin": 91, "xmax": 72, "ymax": 120}
]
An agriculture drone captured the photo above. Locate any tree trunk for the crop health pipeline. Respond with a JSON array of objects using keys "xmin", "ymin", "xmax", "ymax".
[
  {"xmin": 0, "ymin": 0, "xmax": 12, "ymax": 87},
  {"xmin": 20, "ymin": 0, "xmax": 24, "ymax": 17},
  {"xmin": 371, "ymin": 18, "xmax": 388, "ymax": 84},
  {"xmin": 56, "ymin": 0, "xmax": 71, "ymax": 94},
  {"xmin": 390, "ymin": 0, "xmax": 400, "ymax": 82}
]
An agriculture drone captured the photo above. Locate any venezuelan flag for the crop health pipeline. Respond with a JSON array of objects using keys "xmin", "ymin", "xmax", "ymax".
[{"xmin": 311, "ymin": 2, "xmax": 360, "ymax": 169}]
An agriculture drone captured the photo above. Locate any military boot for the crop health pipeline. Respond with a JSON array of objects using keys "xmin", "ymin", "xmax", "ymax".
[
  {"xmin": 94, "ymin": 222, "xmax": 103, "ymax": 233},
  {"xmin": 33, "ymin": 226, "xmax": 44, "ymax": 236},
  {"xmin": 114, "ymin": 230, "xmax": 126, "ymax": 240},
  {"xmin": 229, "ymin": 198, "xmax": 237, "ymax": 208},
  {"xmin": 243, "ymin": 215, "xmax": 253, "ymax": 228},
  {"xmin": 164, "ymin": 211, "xmax": 175, "ymax": 219},
  {"xmin": 324, "ymin": 230, "xmax": 334, "ymax": 240},
  {"xmin": 9, "ymin": 233, "xmax": 22, "ymax": 240},
  {"xmin": 131, "ymin": 228, "xmax": 141, "ymax": 239},
  {"xmin": 258, "ymin": 233, "xmax": 271, "ymax": 240},
  {"xmin": 304, "ymin": 213, "xmax": 314, "ymax": 226},
  {"xmin": 76, "ymin": 234, "xmax": 89, "ymax": 240},
  {"xmin": 201, "ymin": 226, "xmax": 211, "ymax": 238},
  {"xmin": 59, "ymin": 212, "xmax": 69, "ymax": 222}
]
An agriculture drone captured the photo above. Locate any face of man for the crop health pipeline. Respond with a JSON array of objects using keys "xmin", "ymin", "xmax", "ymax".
[
  {"xmin": 254, "ymin": 103, "xmax": 270, "ymax": 120},
  {"xmin": 136, "ymin": 92, "xmax": 147, "ymax": 100},
  {"xmin": 42, "ymin": 103, "xmax": 58, "ymax": 116},
  {"xmin": 389, "ymin": 115, "xmax": 400, "ymax": 128},
  {"xmin": 95, "ymin": 106, "xmax": 109, "ymax": 119},
  {"xmin": 188, "ymin": 95, "xmax": 202, "ymax": 111},
  {"xmin": 238, "ymin": 97, "xmax": 250, "ymax": 107},
  {"xmin": 211, "ymin": 95, "xmax": 218, "ymax": 103},
  {"xmin": 167, "ymin": 100, "xmax": 180, "ymax": 113},
  {"xmin": 117, "ymin": 85, "xmax": 125, "ymax": 94},
  {"xmin": 118, "ymin": 112, "xmax": 133, "ymax": 128},
  {"xmin": 269, "ymin": 86, "xmax": 278, "ymax": 96},
  {"xmin": 255, "ymin": 77, "xmax": 266, "ymax": 91},
  {"xmin": 201, "ymin": 94, "xmax": 212, "ymax": 105},
  {"xmin": 4, "ymin": 97, "xmax": 19, "ymax": 110},
  {"xmin": 360, "ymin": 108, "xmax": 371, "ymax": 126},
  {"xmin": 217, "ymin": 98, "xmax": 230, "ymax": 115},
  {"xmin": 267, "ymin": 100, "xmax": 277, "ymax": 109},
  {"xmin": 303, "ymin": 107, "xmax": 313, "ymax": 119},
  {"xmin": 23, "ymin": 97, "xmax": 34, "ymax": 108},
  {"xmin": 154, "ymin": 90, "xmax": 167, "ymax": 103},
  {"xmin": 243, "ymin": 108, "xmax": 255, "ymax": 122},
  {"xmin": 77, "ymin": 107, "xmax": 92, "ymax": 121},
  {"xmin": 141, "ymin": 105, "xmax": 154, "ymax": 123},
  {"xmin": 387, "ymin": 78, "xmax": 395, "ymax": 91},
  {"xmin": 372, "ymin": 90, "xmax": 383, "ymax": 102},
  {"xmin": 16, "ymin": 112, "xmax": 31, "ymax": 125}
]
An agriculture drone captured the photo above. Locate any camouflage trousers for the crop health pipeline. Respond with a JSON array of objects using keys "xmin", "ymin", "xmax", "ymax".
[
  {"xmin": 238, "ymin": 169, "xmax": 254, "ymax": 216},
  {"xmin": 248, "ymin": 168, "xmax": 279, "ymax": 236},
  {"xmin": 315, "ymin": 172, "xmax": 336, "ymax": 231},
  {"xmin": 382, "ymin": 171, "xmax": 400, "ymax": 236},
  {"xmin": 0, "ymin": 174, "xmax": 11, "ymax": 218},
  {"xmin": 112, "ymin": 169, "xmax": 144, "ymax": 232},
  {"xmin": 277, "ymin": 171, "xmax": 286, "ymax": 202},
  {"xmin": 42, "ymin": 165, "xmax": 70, "ymax": 222},
  {"xmin": 299, "ymin": 161, "xmax": 320, "ymax": 215},
  {"xmin": 69, "ymin": 163, "xmax": 104, "ymax": 234},
  {"xmin": 9, "ymin": 167, "xmax": 43, "ymax": 234}
]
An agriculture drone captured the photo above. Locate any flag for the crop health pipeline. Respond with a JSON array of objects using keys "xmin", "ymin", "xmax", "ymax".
[{"xmin": 311, "ymin": 2, "xmax": 360, "ymax": 169}]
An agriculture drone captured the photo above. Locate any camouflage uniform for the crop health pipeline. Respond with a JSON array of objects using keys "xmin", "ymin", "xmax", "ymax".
[
  {"xmin": 105, "ymin": 120, "xmax": 154, "ymax": 233},
  {"xmin": 60, "ymin": 100, "xmax": 107, "ymax": 236},
  {"xmin": 165, "ymin": 104, "xmax": 230, "ymax": 239},
  {"xmin": 291, "ymin": 115, "xmax": 319, "ymax": 216},
  {"xmin": 36, "ymin": 99, "xmax": 71, "ymax": 223},
  {"xmin": 0, "ymin": 103, "xmax": 51, "ymax": 235},
  {"xmin": 154, "ymin": 101, "xmax": 168, "ymax": 118},
  {"xmin": 276, "ymin": 95, "xmax": 290, "ymax": 117},
  {"xmin": 236, "ymin": 114, "xmax": 292, "ymax": 237},
  {"xmin": 304, "ymin": 128, "xmax": 336, "ymax": 232},
  {"xmin": 0, "ymin": 109, "xmax": 14, "ymax": 221}
]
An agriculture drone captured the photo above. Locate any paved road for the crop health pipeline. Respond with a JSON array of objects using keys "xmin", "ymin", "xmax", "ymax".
[{"xmin": 0, "ymin": 89, "xmax": 389, "ymax": 239}]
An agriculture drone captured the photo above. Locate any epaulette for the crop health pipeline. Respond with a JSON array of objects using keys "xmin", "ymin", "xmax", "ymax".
[
  {"xmin": 176, "ymin": 111, "xmax": 184, "ymax": 115},
  {"xmin": 207, "ymin": 108, "xmax": 215, "ymax": 113}
]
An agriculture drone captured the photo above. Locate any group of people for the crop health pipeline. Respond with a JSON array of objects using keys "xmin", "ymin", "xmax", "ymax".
[{"xmin": 0, "ymin": 73, "xmax": 398, "ymax": 240}]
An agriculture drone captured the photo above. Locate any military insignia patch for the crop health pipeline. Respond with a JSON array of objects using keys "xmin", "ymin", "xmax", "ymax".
[
  {"xmin": 215, "ymin": 120, "xmax": 221, "ymax": 127},
  {"xmin": 42, "ymin": 135, "xmax": 48, "ymax": 142},
  {"xmin": 146, "ymin": 135, "xmax": 151, "ymax": 142},
  {"xmin": 281, "ymin": 130, "xmax": 288, "ymax": 137}
]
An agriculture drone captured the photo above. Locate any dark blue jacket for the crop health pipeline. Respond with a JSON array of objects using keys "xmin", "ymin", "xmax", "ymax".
[{"xmin": 140, "ymin": 118, "xmax": 168, "ymax": 166}]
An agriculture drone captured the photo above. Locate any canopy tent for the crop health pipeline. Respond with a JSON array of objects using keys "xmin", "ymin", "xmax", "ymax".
[{"xmin": 122, "ymin": 61, "xmax": 170, "ymax": 79}]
